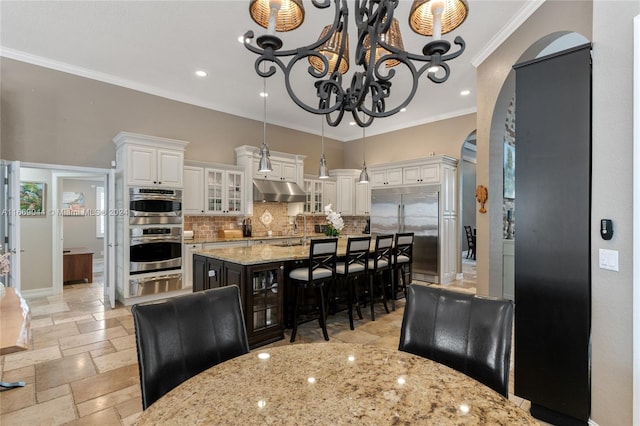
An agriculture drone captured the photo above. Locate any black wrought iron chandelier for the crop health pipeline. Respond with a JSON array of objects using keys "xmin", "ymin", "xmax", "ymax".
[{"xmin": 243, "ymin": 0, "xmax": 468, "ymax": 128}]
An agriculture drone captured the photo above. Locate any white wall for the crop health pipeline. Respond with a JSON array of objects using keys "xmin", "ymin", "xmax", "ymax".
[{"xmin": 590, "ymin": 1, "xmax": 638, "ymax": 423}]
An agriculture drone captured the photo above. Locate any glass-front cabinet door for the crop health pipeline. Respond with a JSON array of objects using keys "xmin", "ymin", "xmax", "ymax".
[
  {"xmin": 247, "ymin": 262, "xmax": 283, "ymax": 346},
  {"xmin": 226, "ymin": 171, "xmax": 243, "ymax": 214},
  {"xmin": 206, "ymin": 169, "xmax": 224, "ymax": 214},
  {"xmin": 206, "ymin": 168, "xmax": 244, "ymax": 215}
]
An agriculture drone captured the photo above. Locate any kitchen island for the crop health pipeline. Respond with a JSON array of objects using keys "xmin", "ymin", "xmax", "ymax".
[{"xmin": 193, "ymin": 238, "xmax": 370, "ymax": 348}]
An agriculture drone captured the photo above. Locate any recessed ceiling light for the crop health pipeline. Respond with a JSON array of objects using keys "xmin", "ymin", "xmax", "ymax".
[
  {"xmin": 260, "ymin": 92, "xmax": 268, "ymax": 98},
  {"xmin": 349, "ymin": 121, "xmax": 356, "ymax": 126},
  {"xmin": 195, "ymin": 70, "xmax": 208, "ymax": 77},
  {"xmin": 460, "ymin": 90, "xmax": 471, "ymax": 96}
]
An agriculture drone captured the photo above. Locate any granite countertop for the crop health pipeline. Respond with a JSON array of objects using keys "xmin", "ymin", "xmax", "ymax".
[
  {"xmin": 193, "ymin": 236, "xmax": 371, "ymax": 265},
  {"xmin": 136, "ymin": 342, "xmax": 538, "ymax": 425},
  {"xmin": 184, "ymin": 233, "xmax": 329, "ymax": 245}
]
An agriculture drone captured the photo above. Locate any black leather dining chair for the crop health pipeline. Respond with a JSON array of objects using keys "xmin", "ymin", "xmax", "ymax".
[
  {"xmin": 132, "ymin": 285, "xmax": 250, "ymax": 409},
  {"xmin": 334, "ymin": 236, "xmax": 371, "ymax": 330},
  {"xmin": 398, "ymin": 284, "xmax": 514, "ymax": 397},
  {"xmin": 288, "ymin": 238, "xmax": 338, "ymax": 342},
  {"xmin": 464, "ymin": 225, "xmax": 476, "ymax": 260}
]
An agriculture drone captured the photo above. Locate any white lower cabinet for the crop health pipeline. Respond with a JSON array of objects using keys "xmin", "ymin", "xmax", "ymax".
[{"xmin": 183, "ymin": 243, "xmax": 202, "ymax": 288}]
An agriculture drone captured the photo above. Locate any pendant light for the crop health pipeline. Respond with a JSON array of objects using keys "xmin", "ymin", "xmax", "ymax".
[
  {"xmin": 358, "ymin": 126, "xmax": 369, "ymax": 184},
  {"xmin": 318, "ymin": 118, "xmax": 329, "ymax": 179},
  {"xmin": 258, "ymin": 70, "xmax": 273, "ymax": 173}
]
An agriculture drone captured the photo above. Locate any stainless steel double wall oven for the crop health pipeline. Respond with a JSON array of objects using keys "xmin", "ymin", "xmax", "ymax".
[{"xmin": 128, "ymin": 187, "xmax": 183, "ymax": 296}]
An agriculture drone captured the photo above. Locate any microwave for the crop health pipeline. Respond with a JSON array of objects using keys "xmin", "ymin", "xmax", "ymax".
[{"xmin": 129, "ymin": 187, "xmax": 182, "ymax": 225}]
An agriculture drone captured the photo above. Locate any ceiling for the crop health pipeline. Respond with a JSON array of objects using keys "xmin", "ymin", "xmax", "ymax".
[{"xmin": 0, "ymin": 0, "xmax": 542, "ymax": 142}]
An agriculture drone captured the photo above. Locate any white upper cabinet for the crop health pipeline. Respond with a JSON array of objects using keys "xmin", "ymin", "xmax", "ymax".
[
  {"xmin": 183, "ymin": 166, "xmax": 205, "ymax": 214},
  {"xmin": 183, "ymin": 163, "xmax": 245, "ymax": 216},
  {"xmin": 370, "ymin": 158, "xmax": 450, "ymax": 189},
  {"xmin": 127, "ymin": 145, "xmax": 184, "ymax": 187},
  {"xmin": 236, "ymin": 145, "xmax": 305, "ymax": 215},
  {"xmin": 355, "ymin": 181, "xmax": 371, "ymax": 215},
  {"xmin": 403, "ymin": 164, "xmax": 439, "ymax": 185},
  {"xmin": 113, "ymin": 132, "xmax": 188, "ymax": 189},
  {"xmin": 370, "ymin": 167, "xmax": 403, "ymax": 187},
  {"xmin": 330, "ymin": 169, "xmax": 361, "ymax": 216},
  {"xmin": 253, "ymin": 158, "xmax": 299, "ymax": 182},
  {"xmin": 303, "ymin": 177, "xmax": 336, "ymax": 214}
]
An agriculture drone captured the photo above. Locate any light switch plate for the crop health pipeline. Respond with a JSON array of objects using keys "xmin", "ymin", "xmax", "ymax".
[{"xmin": 599, "ymin": 248, "xmax": 619, "ymax": 272}]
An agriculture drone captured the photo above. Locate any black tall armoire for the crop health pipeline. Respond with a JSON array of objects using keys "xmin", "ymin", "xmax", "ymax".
[{"xmin": 513, "ymin": 44, "xmax": 592, "ymax": 425}]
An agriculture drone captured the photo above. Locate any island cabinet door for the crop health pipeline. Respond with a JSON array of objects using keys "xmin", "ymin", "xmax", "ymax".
[
  {"xmin": 246, "ymin": 263, "xmax": 284, "ymax": 348},
  {"xmin": 192, "ymin": 255, "xmax": 223, "ymax": 292}
]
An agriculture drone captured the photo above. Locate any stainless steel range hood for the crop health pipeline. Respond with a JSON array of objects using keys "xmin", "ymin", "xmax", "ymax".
[{"xmin": 253, "ymin": 179, "xmax": 306, "ymax": 203}]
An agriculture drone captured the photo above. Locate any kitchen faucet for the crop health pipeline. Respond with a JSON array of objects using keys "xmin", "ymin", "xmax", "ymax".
[{"xmin": 297, "ymin": 213, "xmax": 307, "ymax": 246}]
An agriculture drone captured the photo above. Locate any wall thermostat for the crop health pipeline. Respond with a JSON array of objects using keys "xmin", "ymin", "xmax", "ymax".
[{"xmin": 600, "ymin": 219, "xmax": 613, "ymax": 240}]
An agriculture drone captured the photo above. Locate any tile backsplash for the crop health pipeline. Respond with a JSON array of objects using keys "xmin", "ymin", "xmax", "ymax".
[{"xmin": 184, "ymin": 202, "xmax": 369, "ymax": 240}]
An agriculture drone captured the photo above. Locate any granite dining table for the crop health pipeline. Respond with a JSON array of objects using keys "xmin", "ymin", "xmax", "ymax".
[{"xmin": 136, "ymin": 342, "xmax": 538, "ymax": 425}]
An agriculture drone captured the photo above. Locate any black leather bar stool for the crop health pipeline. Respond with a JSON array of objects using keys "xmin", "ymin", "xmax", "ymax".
[
  {"xmin": 334, "ymin": 236, "xmax": 371, "ymax": 330},
  {"xmin": 288, "ymin": 238, "xmax": 338, "ymax": 342},
  {"xmin": 392, "ymin": 232, "xmax": 414, "ymax": 310},
  {"xmin": 366, "ymin": 234, "xmax": 393, "ymax": 321}
]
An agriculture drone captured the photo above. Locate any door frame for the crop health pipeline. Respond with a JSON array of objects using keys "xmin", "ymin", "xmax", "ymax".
[{"xmin": 21, "ymin": 162, "xmax": 113, "ymax": 302}]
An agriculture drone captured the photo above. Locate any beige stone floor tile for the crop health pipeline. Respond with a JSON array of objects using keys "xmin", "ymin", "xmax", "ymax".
[
  {"xmin": 2, "ymin": 345, "xmax": 62, "ymax": 371},
  {"xmin": 66, "ymin": 407, "xmax": 121, "ymax": 426},
  {"xmin": 111, "ymin": 334, "xmax": 136, "ymax": 351},
  {"xmin": 1, "ymin": 364, "xmax": 35, "ymax": 384},
  {"xmin": 31, "ymin": 321, "xmax": 80, "ymax": 343},
  {"xmin": 0, "ymin": 383, "xmax": 36, "ymax": 413},
  {"xmin": 93, "ymin": 348, "xmax": 137, "ymax": 374},
  {"xmin": 59, "ymin": 325, "xmax": 128, "ymax": 351},
  {"xmin": 30, "ymin": 302, "xmax": 69, "ymax": 317},
  {"xmin": 121, "ymin": 411, "xmax": 142, "ymax": 426},
  {"xmin": 0, "ymin": 394, "xmax": 77, "ymax": 426},
  {"xmin": 30, "ymin": 317, "xmax": 54, "ymax": 329},
  {"xmin": 89, "ymin": 344, "xmax": 118, "ymax": 358},
  {"xmin": 35, "ymin": 352, "xmax": 97, "ymax": 392},
  {"xmin": 62, "ymin": 340, "xmax": 114, "ymax": 358},
  {"xmin": 75, "ymin": 383, "xmax": 140, "ymax": 418},
  {"xmin": 37, "ymin": 383, "xmax": 71, "ymax": 403},
  {"xmin": 76, "ymin": 317, "xmax": 121, "ymax": 334},
  {"xmin": 93, "ymin": 308, "xmax": 132, "ymax": 321},
  {"xmin": 70, "ymin": 363, "xmax": 139, "ymax": 404},
  {"xmin": 52, "ymin": 313, "xmax": 94, "ymax": 325},
  {"xmin": 115, "ymin": 396, "xmax": 143, "ymax": 419}
]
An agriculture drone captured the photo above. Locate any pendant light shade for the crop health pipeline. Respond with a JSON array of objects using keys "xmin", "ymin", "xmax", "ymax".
[
  {"xmin": 363, "ymin": 18, "xmax": 405, "ymax": 68},
  {"xmin": 249, "ymin": 0, "xmax": 305, "ymax": 33},
  {"xmin": 318, "ymin": 118, "xmax": 329, "ymax": 179},
  {"xmin": 258, "ymin": 142, "xmax": 272, "ymax": 172},
  {"xmin": 308, "ymin": 25, "xmax": 350, "ymax": 75},
  {"xmin": 408, "ymin": 0, "xmax": 468, "ymax": 38}
]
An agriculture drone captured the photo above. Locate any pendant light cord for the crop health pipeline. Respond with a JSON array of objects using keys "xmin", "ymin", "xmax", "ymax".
[{"xmin": 263, "ymin": 74, "xmax": 267, "ymax": 145}]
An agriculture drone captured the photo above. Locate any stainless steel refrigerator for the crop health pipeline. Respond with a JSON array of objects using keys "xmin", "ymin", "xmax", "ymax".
[{"xmin": 370, "ymin": 185, "xmax": 439, "ymax": 282}]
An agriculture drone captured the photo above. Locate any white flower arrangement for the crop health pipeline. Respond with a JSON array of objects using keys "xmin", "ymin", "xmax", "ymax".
[{"xmin": 324, "ymin": 204, "xmax": 344, "ymax": 236}]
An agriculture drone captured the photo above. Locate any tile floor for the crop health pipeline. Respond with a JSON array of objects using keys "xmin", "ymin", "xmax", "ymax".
[{"xmin": 0, "ymin": 258, "xmax": 538, "ymax": 425}]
